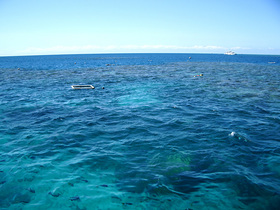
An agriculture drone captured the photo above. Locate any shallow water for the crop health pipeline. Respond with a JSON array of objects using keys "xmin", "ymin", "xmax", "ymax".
[{"xmin": 0, "ymin": 54, "xmax": 280, "ymax": 209}]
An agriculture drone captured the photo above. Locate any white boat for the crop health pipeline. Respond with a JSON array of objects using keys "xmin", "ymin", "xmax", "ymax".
[
  {"xmin": 71, "ymin": 85, "xmax": 95, "ymax": 89},
  {"xmin": 224, "ymin": 51, "xmax": 236, "ymax": 55}
]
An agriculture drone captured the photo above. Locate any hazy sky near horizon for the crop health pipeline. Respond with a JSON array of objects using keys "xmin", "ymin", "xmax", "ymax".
[{"xmin": 1, "ymin": 0, "xmax": 280, "ymax": 56}]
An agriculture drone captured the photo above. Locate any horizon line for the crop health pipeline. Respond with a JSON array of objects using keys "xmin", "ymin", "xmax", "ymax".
[{"xmin": 1, "ymin": 52, "xmax": 280, "ymax": 58}]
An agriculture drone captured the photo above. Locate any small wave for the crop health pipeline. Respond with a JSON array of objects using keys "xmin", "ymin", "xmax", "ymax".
[{"xmin": 229, "ymin": 131, "xmax": 251, "ymax": 142}]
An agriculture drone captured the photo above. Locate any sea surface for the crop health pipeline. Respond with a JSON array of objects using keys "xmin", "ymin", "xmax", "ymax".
[{"xmin": 0, "ymin": 53, "xmax": 280, "ymax": 209}]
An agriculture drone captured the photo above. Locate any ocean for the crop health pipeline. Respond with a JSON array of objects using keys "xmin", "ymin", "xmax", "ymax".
[{"xmin": 0, "ymin": 53, "xmax": 280, "ymax": 209}]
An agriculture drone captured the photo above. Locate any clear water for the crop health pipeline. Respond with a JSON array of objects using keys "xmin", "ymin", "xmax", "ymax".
[{"xmin": 0, "ymin": 53, "xmax": 280, "ymax": 209}]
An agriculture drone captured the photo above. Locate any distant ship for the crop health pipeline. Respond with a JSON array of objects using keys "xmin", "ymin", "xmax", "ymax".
[{"xmin": 224, "ymin": 51, "xmax": 236, "ymax": 55}]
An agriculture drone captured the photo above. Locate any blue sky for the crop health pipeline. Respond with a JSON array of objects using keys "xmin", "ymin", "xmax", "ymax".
[{"xmin": 0, "ymin": 0, "xmax": 280, "ymax": 56}]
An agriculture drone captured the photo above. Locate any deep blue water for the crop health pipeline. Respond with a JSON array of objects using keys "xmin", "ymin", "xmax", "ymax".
[{"xmin": 0, "ymin": 53, "xmax": 280, "ymax": 209}]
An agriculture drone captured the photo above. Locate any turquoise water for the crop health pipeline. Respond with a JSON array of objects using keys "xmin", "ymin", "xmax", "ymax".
[{"xmin": 0, "ymin": 54, "xmax": 280, "ymax": 209}]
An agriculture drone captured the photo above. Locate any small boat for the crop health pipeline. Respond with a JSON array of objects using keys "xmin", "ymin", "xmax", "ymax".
[
  {"xmin": 224, "ymin": 51, "xmax": 236, "ymax": 55},
  {"xmin": 71, "ymin": 85, "xmax": 95, "ymax": 89}
]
